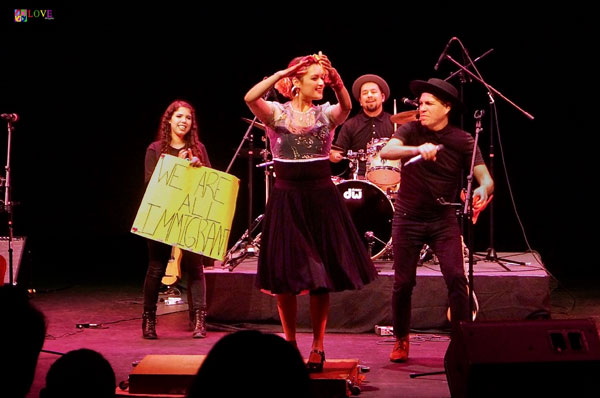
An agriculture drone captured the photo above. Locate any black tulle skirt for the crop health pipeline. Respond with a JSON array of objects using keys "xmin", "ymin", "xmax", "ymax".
[{"xmin": 256, "ymin": 159, "xmax": 377, "ymax": 294}]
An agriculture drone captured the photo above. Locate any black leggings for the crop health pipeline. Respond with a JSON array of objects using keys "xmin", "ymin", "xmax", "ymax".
[{"xmin": 142, "ymin": 240, "xmax": 207, "ymax": 312}]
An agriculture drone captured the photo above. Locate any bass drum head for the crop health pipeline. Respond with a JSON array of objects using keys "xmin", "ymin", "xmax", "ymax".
[
  {"xmin": 330, "ymin": 158, "xmax": 350, "ymax": 177},
  {"xmin": 335, "ymin": 180, "xmax": 393, "ymax": 259}
]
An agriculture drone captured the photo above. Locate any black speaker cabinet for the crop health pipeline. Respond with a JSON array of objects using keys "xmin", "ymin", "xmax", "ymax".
[{"xmin": 445, "ymin": 319, "xmax": 600, "ymax": 397}]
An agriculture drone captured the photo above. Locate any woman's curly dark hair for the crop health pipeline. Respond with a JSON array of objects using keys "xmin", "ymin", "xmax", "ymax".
[{"xmin": 155, "ymin": 100, "xmax": 203, "ymax": 156}]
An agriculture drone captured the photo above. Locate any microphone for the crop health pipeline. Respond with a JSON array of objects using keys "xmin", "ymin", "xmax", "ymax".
[
  {"xmin": 401, "ymin": 97, "xmax": 418, "ymax": 107},
  {"xmin": 434, "ymin": 38, "xmax": 455, "ymax": 71},
  {"xmin": 1, "ymin": 113, "xmax": 19, "ymax": 122},
  {"xmin": 404, "ymin": 144, "xmax": 444, "ymax": 166}
]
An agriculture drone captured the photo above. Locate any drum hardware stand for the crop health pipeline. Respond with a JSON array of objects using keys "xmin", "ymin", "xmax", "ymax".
[
  {"xmin": 417, "ymin": 245, "xmax": 435, "ymax": 266},
  {"xmin": 364, "ymin": 231, "xmax": 391, "ymax": 260},
  {"xmin": 346, "ymin": 150, "xmax": 364, "ymax": 180},
  {"xmin": 223, "ymin": 115, "xmax": 264, "ymax": 270},
  {"xmin": 364, "ymin": 231, "xmax": 375, "ymax": 258},
  {"xmin": 222, "ymin": 214, "xmax": 263, "ymax": 271}
]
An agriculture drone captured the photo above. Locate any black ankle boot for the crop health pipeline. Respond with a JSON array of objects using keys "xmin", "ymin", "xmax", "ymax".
[
  {"xmin": 142, "ymin": 311, "xmax": 157, "ymax": 339},
  {"xmin": 190, "ymin": 309, "xmax": 207, "ymax": 338}
]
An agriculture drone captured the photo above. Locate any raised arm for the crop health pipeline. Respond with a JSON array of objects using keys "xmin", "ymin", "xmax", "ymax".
[
  {"xmin": 318, "ymin": 53, "xmax": 351, "ymax": 125},
  {"xmin": 244, "ymin": 60, "xmax": 311, "ymax": 122}
]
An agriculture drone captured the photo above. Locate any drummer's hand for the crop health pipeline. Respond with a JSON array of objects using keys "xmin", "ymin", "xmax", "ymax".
[
  {"xmin": 330, "ymin": 149, "xmax": 344, "ymax": 163},
  {"xmin": 418, "ymin": 143, "xmax": 439, "ymax": 161}
]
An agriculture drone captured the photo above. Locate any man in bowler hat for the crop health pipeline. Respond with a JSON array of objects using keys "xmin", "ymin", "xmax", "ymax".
[
  {"xmin": 380, "ymin": 78, "xmax": 494, "ymax": 362},
  {"xmin": 330, "ymin": 74, "xmax": 394, "ymax": 178}
]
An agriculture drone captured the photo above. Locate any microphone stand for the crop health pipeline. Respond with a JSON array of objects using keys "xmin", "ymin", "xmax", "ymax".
[
  {"xmin": 443, "ymin": 42, "xmax": 531, "ymax": 266},
  {"xmin": 442, "ymin": 54, "xmax": 534, "ymax": 120},
  {"xmin": 223, "ymin": 117, "xmax": 262, "ymax": 269},
  {"xmin": 2, "ymin": 118, "xmax": 16, "ymax": 285},
  {"xmin": 412, "ymin": 112, "xmax": 487, "ymax": 382}
]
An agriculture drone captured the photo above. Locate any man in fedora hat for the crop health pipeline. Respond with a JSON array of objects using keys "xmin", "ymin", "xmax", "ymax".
[
  {"xmin": 330, "ymin": 74, "xmax": 394, "ymax": 178},
  {"xmin": 380, "ymin": 78, "xmax": 494, "ymax": 362}
]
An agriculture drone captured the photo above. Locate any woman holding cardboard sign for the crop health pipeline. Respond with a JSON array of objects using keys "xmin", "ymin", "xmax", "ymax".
[
  {"xmin": 245, "ymin": 53, "xmax": 377, "ymax": 372},
  {"xmin": 142, "ymin": 100, "xmax": 212, "ymax": 339}
]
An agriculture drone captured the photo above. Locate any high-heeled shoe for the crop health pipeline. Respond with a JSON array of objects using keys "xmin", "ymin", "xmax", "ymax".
[{"xmin": 307, "ymin": 349, "xmax": 325, "ymax": 373}]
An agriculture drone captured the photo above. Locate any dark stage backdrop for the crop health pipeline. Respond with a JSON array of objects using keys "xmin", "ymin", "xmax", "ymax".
[{"xmin": 0, "ymin": 5, "xmax": 594, "ymax": 285}]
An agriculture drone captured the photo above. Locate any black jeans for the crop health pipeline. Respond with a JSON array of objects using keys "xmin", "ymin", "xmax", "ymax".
[
  {"xmin": 391, "ymin": 211, "xmax": 469, "ymax": 337},
  {"xmin": 143, "ymin": 240, "xmax": 207, "ymax": 312}
]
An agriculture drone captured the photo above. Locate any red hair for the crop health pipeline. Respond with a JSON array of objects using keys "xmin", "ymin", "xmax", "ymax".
[{"xmin": 274, "ymin": 55, "xmax": 333, "ymax": 99}]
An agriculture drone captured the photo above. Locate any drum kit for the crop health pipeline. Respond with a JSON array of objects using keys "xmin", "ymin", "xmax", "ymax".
[
  {"xmin": 331, "ymin": 110, "xmax": 418, "ymax": 260},
  {"xmin": 331, "ymin": 139, "xmax": 398, "ymax": 259}
]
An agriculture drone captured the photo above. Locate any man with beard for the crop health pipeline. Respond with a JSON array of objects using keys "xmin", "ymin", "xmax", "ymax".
[{"xmin": 330, "ymin": 74, "xmax": 394, "ymax": 179}]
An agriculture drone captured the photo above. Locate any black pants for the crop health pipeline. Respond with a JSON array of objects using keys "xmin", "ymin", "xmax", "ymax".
[
  {"xmin": 143, "ymin": 240, "xmax": 207, "ymax": 312},
  {"xmin": 391, "ymin": 211, "xmax": 469, "ymax": 337}
]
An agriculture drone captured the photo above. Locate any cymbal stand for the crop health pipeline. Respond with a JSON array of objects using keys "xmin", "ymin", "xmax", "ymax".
[
  {"xmin": 364, "ymin": 232, "xmax": 375, "ymax": 258},
  {"xmin": 223, "ymin": 117, "xmax": 262, "ymax": 270},
  {"xmin": 1, "ymin": 116, "xmax": 16, "ymax": 285}
]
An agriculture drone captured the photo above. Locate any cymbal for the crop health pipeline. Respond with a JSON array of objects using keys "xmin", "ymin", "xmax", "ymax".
[
  {"xmin": 390, "ymin": 110, "xmax": 418, "ymax": 125},
  {"xmin": 241, "ymin": 117, "xmax": 266, "ymax": 131},
  {"xmin": 331, "ymin": 144, "xmax": 345, "ymax": 152}
]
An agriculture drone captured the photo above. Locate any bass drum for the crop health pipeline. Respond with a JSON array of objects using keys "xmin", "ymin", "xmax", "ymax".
[{"xmin": 335, "ymin": 180, "xmax": 393, "ymax": 259}]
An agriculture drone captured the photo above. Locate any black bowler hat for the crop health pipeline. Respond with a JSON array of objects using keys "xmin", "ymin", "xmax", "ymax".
[
  {"xmin": 352, "ymin": 74, "xmax": 390, "ymax": 102},
  {"xmin": 409, "ymin": 78, "xmax": 464, "ymax": 112}
]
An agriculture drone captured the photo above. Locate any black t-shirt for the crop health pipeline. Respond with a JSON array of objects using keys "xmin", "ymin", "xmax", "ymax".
[
  {"xmin": 144, "ymin": 140, "xmax": 211, "ymax": 184},
  {"xmin": 393, "ymin": 121, "xmax": 485, "ymax": 219},
  {"xmin": 334, "ymin": 111, "xmax": 394, "ymax": 176}
]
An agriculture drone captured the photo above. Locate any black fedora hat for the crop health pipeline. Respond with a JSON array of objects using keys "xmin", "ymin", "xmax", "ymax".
[
  {"xmin": 409, "ymin": 78, "xmax": 464, "ymax": 112},
  {"xmin": 352, "ymin": 74, "xmax": 390, "ymax": 102}
]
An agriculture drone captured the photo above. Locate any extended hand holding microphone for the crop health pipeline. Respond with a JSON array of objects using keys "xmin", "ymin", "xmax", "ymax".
[{"xmin": 404, "ymin": 144, "xmax": 444, "ymax": 166}]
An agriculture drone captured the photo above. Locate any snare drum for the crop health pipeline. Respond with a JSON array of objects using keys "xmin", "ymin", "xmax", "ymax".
[
  {"xmin": 366, "ymin": 138, "xmax": 401, "ymax": 188},
  {"xmin": 335, "ymin": 179, "xmax": 393, "ymax": 259}
]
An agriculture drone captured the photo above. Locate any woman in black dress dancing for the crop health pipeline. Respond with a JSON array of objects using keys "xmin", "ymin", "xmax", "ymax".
[{"xmin": 244, "ymin": 52, "xmax": 377, "ymax": 372}]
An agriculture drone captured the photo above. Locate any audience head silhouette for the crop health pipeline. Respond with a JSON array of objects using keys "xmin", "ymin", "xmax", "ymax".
[
  {"xmin": 187, "ymin": 330, "xmax": 310, "ymax": 398},
  {"xmin": 0, "ymin": 285, "xmax": 47, "ymax": 398},
  {"xmin": 40, "ymin": 348, "xmax": 116, "ymax": 398}
]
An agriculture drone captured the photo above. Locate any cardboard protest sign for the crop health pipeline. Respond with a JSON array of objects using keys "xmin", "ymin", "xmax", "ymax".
[{"xmin": 132, "ymin": 154, "xmax": 239, "ymax": 261}]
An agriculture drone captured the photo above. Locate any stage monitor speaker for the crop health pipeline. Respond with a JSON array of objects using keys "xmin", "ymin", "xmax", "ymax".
[
  {"xmin": 445, "ymin": 319, "xmax": 600, "ymax": 397},
  {"xmin": 1, "ymin": 236, "xmax": 26, "ymax": 285},
  {"xmin": 127, "ymin": 354, "xmax": 205, "ymax": 395}
]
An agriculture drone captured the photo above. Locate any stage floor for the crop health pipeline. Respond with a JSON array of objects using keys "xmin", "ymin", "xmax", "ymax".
[
  {"xmin": 205, "ymin": 251, "xmax": 551, "ymax": 333},
  {"xmin": 24, "ymin": 250, "xmax": 593, "ymax": 398}
]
